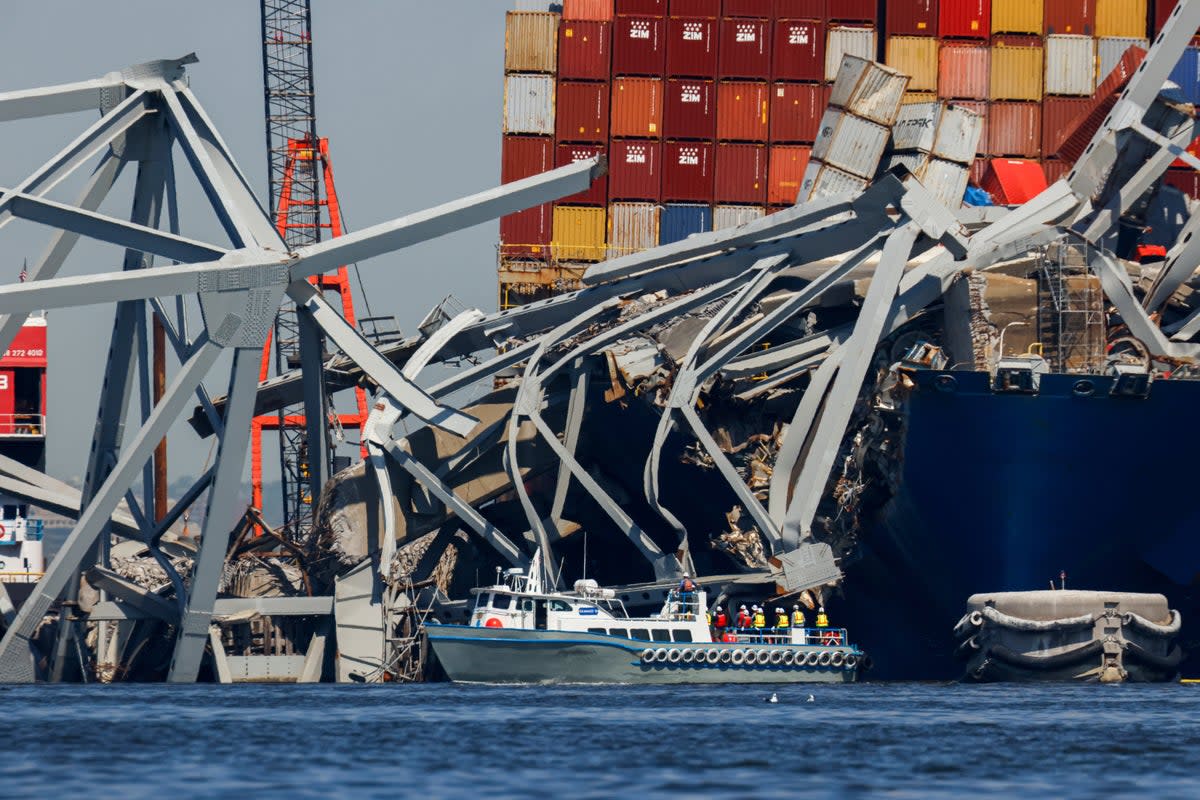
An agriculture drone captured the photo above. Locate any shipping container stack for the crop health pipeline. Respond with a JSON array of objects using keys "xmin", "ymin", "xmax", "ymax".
[{"xmin": 498, "ymin": 1, "xmax": 1200, "ymax": 308}]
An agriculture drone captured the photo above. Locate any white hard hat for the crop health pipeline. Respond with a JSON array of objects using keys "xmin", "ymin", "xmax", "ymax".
[
  {"xmin": 683, "ymin": 572, "xmax": 690, "ymax": 577},
  {"xmin": 793, "ymin": 604, "xmax": 800, "ymax": 609},
  {"xmin": 740, "ymin": 604, "xmax": 747, "ymax": 610},
  {"xmin": 819, "ymin": 606, "xmax": 825, "ymax": 612},
  {"xmin": 716, "ymin": 605, "xmax": 722, "ymax": 611},
  {"xmin": 776, "ymin": 607, "xmax": 783, "ymax": 613}
]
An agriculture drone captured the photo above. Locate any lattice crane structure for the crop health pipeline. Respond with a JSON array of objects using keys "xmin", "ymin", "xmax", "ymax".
[{"xmin": 257, "ymin": 0, "xmax": 368, "ymax": 539}]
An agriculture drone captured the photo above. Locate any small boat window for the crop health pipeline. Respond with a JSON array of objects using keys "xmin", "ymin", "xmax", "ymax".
[
  {"xmin": 1, "ymin": 505, "xmax": 15, "ymax": 520},
  {"xmin": 630, "ymin": 628, "xmax": 651, "ymax": 641},
  {"xmin": 474, "ymin": 594, "xmax": 489, "ymax": 611},
  {"xmin": 493, "ymin": 593, "xmax": 513, "ymax": 610},
  {"xmin": 608, "ymin": 628, "xmax": 629, "ymax": 638},
  {"xmin": 587, "ymin": 627, "xmax": 606, "ymax": 635},
  {"xmin": 520, "ymin": 599, "xmax": 535, "ymax": 612},
  {"xmin": 672, "ymin": 630, "xmax": 693, "ymax": 643},
  {"xmin": 651, "ymin": 629, "xmax": 671, "ymax": 642},
  {"xmin": 548, "ymin": 600, "xmax": 571, "ymax": 612}
]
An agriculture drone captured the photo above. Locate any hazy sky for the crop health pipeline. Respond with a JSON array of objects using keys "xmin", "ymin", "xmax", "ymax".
[{"xmin": 0, "ymin": 2, "xmax": 516, "ymax": 489}]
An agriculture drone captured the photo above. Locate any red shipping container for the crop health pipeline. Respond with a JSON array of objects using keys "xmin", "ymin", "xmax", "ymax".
[
  {"xmin": 556, "ymin": 82, "xmax": 610, "ymax": 143},
  {"xmin": 1154, "ymin": 0, "xmax": 1178, "ymax": 34},
  {"xmin": 953, "ymin": 100, "xmax": 988, "ymax": 156},
  {"xmin": 666, "ymin": 17, "xmax": 718, "ymax": 77},
  {"xmin": 768, "ymin": 145, "xmax": 810, "ymax": 204},
  {"xmin": 662, "ymin": 140, "xmax": 716, "ymax": 200},
  {"xmin": 1164, "ymin": 168, "xmax": 1200, "ymax": 199},
  {"xmin": 723, "ymin": 0, "xmax": 774, "ymax": 16},
  {"xmin": 556, "ymin": 143, "xmax": 609, "ymax": 204},
  {"xmin": 981, "ymin": 158, "xmax": 1047, "ymax": 204},
  {"xmin": 828, "ymin": 0, "xmax": 877, "ymax": 23},
  {"xmin": 616, "ymin": 0, "xmax": 667, "ymax": 14},
  {"xmin": 609, "ymin": 139, "xmax": 663, "ymax": 199},
  {"xmin": 769, "ymin": 82, "xmax": 829, "ymax": 142},
  {"xmin": 940, "ymin": 0, "xmax": 990, "ymax": 39},
  {"xmin": 938, "ymin": 42, "xmax": 989, "ymax": 99},
  {"xmin": 969, "ymin": 157, "xmax": 988, "ymax": 187},
  {"xmin": 719, "ymin": 18, "xmax": 772, "ymax": 79},
  {"xmin": 500, "ymin": 135, "xmax": 554, "ymax": 257},
  {"xmin": 717, "ymin": 80, "xmax": 770, "ymax": 141},
  {"xmin": 1042, "ymin": 158, "xmax": 1072, "ymax": 183},
  {"xmin": 987, "ymin": 102, "xmax": 1041, "ymax": 157},
  {"xmin": 887, "ymin": 0, "xmax": 940, "ymax": 36},
  {"xmin": 1044, "ymin": 0, "xmax": 1093, "ymax": 35},
  {"xmin": 664, "ymin": 78, "xmax": 717, "ymax": 138},
  {"xmin": 716, "ymin": 143, "xmax": 768, "ymax": 203},
  {"xmin": 1041, "ymin": 96, "xmax": 1090, "ymax": 158},
  {"xmin": 671, "ymin": 0, "xmax": 722, "ymax": 15},
  {"xmin": 1172, "ymin": 135, "xmax": 1200, "ymax": 168},
  {"xmin": 613, "ymin": 16, "xmax": 666, "ymax": 75},
  {"xmin": 563, "ymin": 0, "xmax": 615, "ymax": 20},
  {"xmin": 772, "ymin": 19, "xmax": 825, "ymax": 82},
  {"xmin": 559, "ymin": 21, "xmax": 612, "ymax": 80},
  {"xmin": 1057, "ymin": 46, "xmax": 1145, "ymax": 161},
  {"xmin": 774, "ymin": 0, "xmax": 827, "ymax": 16},
  {"xmin": 611, "ymin": 77, "xmax": 664, "ymax": 137}
]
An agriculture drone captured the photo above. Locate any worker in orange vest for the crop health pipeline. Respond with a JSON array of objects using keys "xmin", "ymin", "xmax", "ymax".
[{"xmin": 713, "ymin": 605, "xmax": 728, "ymax": 639}]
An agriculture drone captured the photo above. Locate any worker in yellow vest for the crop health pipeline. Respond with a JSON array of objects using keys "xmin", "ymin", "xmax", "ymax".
[
  {"xmin": 816, "ymin": 607, "xmax": 829, "ymax": 628},
  {"xmin": 774, "ymin": 607, "xmax": 789, "ymax": 634},
  {"xmin": 752, "ymin": 606, "xmax": 766, "ymax": 642}
]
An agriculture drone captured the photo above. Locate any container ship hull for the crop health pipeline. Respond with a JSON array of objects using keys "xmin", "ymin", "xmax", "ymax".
[{"xmin": 840, "ymin": 370, "xmax": 1200, "ymax": 680}]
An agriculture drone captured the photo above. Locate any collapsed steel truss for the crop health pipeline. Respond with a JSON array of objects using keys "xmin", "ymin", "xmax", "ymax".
[{"xmin": 1, "ymin": 0, "xmax": 1199, "ymax": 682}]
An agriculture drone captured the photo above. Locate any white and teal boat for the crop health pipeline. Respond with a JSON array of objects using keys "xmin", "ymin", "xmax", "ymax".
[{"xmin": 425, "ymin": 554, "xmax": 866, "ymax": 685}]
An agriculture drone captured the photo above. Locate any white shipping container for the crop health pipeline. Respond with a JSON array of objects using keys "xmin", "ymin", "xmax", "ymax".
[
  {"xmin": 1097, "ymin": 37, "xmax": 1148, "ymax": 85},
  {"xmin": 1045, "ymin": 35, "xmax": 1097, "ymax": 96},
  {"xmin": 504, "ymin": 74, "xmax": 555, "ymax": 134},
  {"xmin": 825, "ymin": 28, "xmax": 879, "ymax": 84},
  {"xmin": 607, "ymin": 202, "xmax": 660, "ymax": 260},
  {"xmin": 921, "ymin": 158, "xmax": 970, "ymax": 208},
  {"xmin": 800, "ymin": 160, "xmax": 870, "ymax": 202},
  {"xmin": 884, "ymin": 151, "xmax": 931, "ymax": 176},
  {"xmin": 811, "ymin": 108, "xmax": 891, "ymax": 179},
  {"xmin": 891, "ymin": 103, "xmax": 941, "ymax": 153},
  {"xmin": 932, "ymin": 104, "xmax": 984, "ymax": 164},
  {"xmin": 712, "ymin": 205, "xmax": 766, "ymax": 231},
  {"xmin": 828, "ymin": 54, "xmax": 907, "ymax": 127}
]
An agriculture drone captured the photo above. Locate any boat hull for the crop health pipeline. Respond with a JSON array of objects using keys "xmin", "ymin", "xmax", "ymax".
[
  {"xmin": 426, "ymin": 625, "xmax": 861, "ymax": 684},
  {"xmin": 842, "ymin": 370, "xmax": 1200, "ymax": 680}
]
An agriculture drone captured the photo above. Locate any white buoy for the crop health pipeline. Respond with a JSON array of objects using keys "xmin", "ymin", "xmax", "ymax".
[{"xmin": 766, "ymin": 692, "xmax": 779, "ymax": 703}]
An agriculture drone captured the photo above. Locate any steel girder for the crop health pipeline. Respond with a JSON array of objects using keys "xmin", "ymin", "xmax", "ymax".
[{"xmin": 0, "ymin": 57, "xmax": 605, "ymax": 683}]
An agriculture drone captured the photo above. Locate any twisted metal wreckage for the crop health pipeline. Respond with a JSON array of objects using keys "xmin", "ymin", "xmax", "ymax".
[{"xmin": 0, "ymin": 2, "xmax": 1199, "ymax": 683}]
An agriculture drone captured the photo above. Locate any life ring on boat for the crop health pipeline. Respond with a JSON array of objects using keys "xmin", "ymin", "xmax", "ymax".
[
  {"xmin": 640, "ymin": 648, "xmax": 655, "ymax": 663},
  {"xmin": 681, "ymin": 648, "xmax": 696, "ymax": 664},
  {"xmin": 830, "ymin": 651, "xmax": 845, "ymax": 668},
  {"xmin": 705, "ymin": 649, "xmax": 721, "ymax": 665},
  {"xmin": 780, "ymin": 650, "xmax": 796, "ymax": 666},
  {"xmin": 730, "ymin": 648, "xmax": 747, "ymax": 665},
  {"xmin": 667, "ymin": 648, "xmax": 683, "ymax": 664},
  {"xmin": 756, "ymin": 650, "xmax": 772, "ymax": 666},
  {"xmin": 804, "ymin": 651, "xmax": 819, "ymax": 667},
  {"xmin": 484, "ymin": 617, "xmax": 504, "ymax": 628},
  {"xmin": 718, "ymin": 648, "xmax": 733, "ymax": 664},
  {"xmin": 768, "ymin": 649, "xmax": 785, "ymax": 666},
  {"xmin": 844, "ymin": 654, "xmax": 859, "ymax": 669},
  {"xmin": 818, "ymin": 651, "xmax": 833, "ymax": 667},
  {"xmin": 653, "ymin": 648, "xmax": 670, "ymax": 663}
]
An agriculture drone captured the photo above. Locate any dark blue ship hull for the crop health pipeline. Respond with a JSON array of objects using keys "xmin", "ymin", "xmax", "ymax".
[{"xmin": 840, "ymin": 370, "xmax": 1200, "ymax": 680}]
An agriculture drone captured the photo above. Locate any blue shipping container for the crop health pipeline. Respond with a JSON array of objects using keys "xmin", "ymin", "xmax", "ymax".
[
  {"xmin": 659, "ymin": 204, "xmax": 712, "ymax": 246},
  {"xmin": 1169, "ymin": 47, "xmax": 1200, "ymax": 106}
]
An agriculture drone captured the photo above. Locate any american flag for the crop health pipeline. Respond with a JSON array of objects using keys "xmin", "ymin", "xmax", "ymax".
[{"xmin": 18, "ymin": 259, "xmax": 27, "ymax": 283}]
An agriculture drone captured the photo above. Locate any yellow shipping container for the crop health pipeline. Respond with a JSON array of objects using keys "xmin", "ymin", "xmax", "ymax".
[
  {"xmin": 901, "ymin": 91, "xmax": 938, "ymax": 105},
  {"xmin": 886, "ymin": 37, "xmax": 939, "ymax": 93},
  {"xmin": 1096, "ymin": 0, "xmax": 1148, "ymax": 39},
  {"xmin": 991, "ymin": 0, "xmax": 1044, "ymax": 35},
  {"xmin": 989, "ymin": 45, "xmax": 1044, "ymax": 101},
  {"xmin": 505, "ymin": 11, "xmax": 559, "ymax": 74},
  {"xmin": 552, "ymin": 206, "xmax": 606, "ymax": 262}
]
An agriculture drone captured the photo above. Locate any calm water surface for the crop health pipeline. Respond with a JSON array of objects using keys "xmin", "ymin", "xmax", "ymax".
[{"xmin": 1, "ymin": 682, "xmax": 1197, "ymax": 798}]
